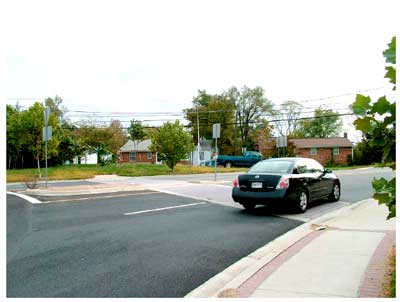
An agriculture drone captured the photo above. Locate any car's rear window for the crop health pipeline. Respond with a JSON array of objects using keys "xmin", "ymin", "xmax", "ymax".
[{"xmin": 249, "ymin": 160, "xmax": 293, "ymax": 173}]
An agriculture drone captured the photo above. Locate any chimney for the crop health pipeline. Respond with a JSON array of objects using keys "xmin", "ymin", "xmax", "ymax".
[{"xmin": 344, "ymin": 132, "xmax": 348, "ymax": 138}]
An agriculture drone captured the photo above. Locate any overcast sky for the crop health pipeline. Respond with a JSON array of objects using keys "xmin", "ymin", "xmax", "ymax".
[{"xmin": 4, "ymin": 0, "xmax": 397, "ymax": 141}]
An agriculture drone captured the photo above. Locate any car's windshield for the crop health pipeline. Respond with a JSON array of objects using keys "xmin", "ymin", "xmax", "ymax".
[{"xmin": 249, "ymin": 160, "xmax": 293, "ymax": 173}]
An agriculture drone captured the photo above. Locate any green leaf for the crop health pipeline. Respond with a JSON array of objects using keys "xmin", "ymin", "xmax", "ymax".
[
  {"xmin": 354, "ymin": 117, "xmax": 374, "ymax": 133},
  {"xmin": 385, "ymin": 66, "xmax": 396, "ymax": 86},
  {"xmin": 352, "ymin": 94, "xmax": 371, "ymax": 115},
  {"xmin": 373, "ymin": 192, "xmax": 391, "ymax": 204},
  {"xmin": 383, "ymin": 37, "xmax": 396, "ymax": 64},
  {"xmin": 371, "ymin": 96, "xmax": 391, "ymax": 115},
  {"xmin": 387, "ymin": 205, "xmax": 396, "ymax": 220}
]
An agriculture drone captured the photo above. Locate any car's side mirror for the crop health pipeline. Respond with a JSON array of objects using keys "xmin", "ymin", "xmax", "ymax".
[{"xmin": 324, "ymin": 168, "xmax": 332, "ymax": 174}]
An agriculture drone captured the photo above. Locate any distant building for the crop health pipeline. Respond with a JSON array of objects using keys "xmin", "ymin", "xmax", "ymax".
[
  {"xmin": 290, "ymin": 137, "xmax": 353, "ymax": 165},
  {"xmin": 118, "ymin": 139, "xmax": 158, "ymax": 164},
  {"xmin": 191, "ymin": 139, "xmax": 213, "ymax": 166},
  {"xmin": 73, "ymin": 152, "xmax": 112, "ymax": 165},
  {"xmin": 258, "ymin": 136, "xmax": 353, "ymax": 166}
]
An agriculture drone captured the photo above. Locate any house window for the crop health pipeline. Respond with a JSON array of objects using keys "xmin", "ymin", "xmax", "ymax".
[
  {"xmin": 310, "ymin": 148, "xmax": 317, "ymax": 156},
  {"xmin": 200, "ymin": 151, "xmax": 204, "ymax": 161},
  {"xmin": 147, "ymin": 152, "xmax": 153, "ymax": 160},
  {"xmin": 333, "ymin": 147, "xmax": 339, "ymax": 156},
  {"xmin": 129, "ymin": 152, "xmax": 136, "ymax": 162}
]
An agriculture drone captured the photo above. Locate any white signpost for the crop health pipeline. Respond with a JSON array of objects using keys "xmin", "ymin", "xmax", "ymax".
[
  {"xmin": 212, "ymin": 123, "xmax": 220, "ymax": 181},
  {"xmin": 43, "ymin": 107, "xmax": 51, "ymax": 188}
]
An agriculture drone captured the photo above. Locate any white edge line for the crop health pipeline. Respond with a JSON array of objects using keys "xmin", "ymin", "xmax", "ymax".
[
  {"xmin": 7, "ymin": 191, "xmax": 42, "ymax": 204},
  {"xmin": 149, "ymin": 188, "xmax": 213, "ymax": 203},
  {"xmin": 124, "ymin": 202, "xmax": 206, "ymax": 216}
]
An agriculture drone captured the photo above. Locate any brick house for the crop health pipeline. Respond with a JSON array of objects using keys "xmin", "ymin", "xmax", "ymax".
[
  {"xmin": 118, "ymin": 139, "xmax": 157, "ymax": 164},
  {"xmin": 290, "ymin": 137, "xmax": 353, "ymax": 165}
]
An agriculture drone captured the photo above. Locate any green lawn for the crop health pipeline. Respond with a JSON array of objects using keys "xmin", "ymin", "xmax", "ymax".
[
  {"xmin": 6, "ymin": 163, "xmax": 248, "ymax": 183},
  {"xmin": 6, "ymin": 163, "xmax": 379, "ymax": 183}
]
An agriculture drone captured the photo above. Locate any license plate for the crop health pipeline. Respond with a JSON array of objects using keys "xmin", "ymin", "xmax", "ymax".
[{"xmin": 251, "ymin": 182, "xmax": 263, "ymax": 189}]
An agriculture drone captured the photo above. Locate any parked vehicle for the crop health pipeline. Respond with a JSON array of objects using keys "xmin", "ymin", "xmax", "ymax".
[
  {"xmin": 232, "ymin": 157, "xmax": 340, "ymax": 213},
  {"xmin": 217, "ymin": 151, "xmax": 262, "ymax": 168}
]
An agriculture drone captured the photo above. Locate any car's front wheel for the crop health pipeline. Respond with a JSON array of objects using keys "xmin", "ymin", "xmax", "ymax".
[
  {"xmin": 295, "ymin": 189, "xmax": 308, "ymax": 213},
  {"xmin": 329, "ymin": 182, "xmax": 340, "ymax": 202},
  {"xmin": 241, "ymin": 202, "xmax": 255, "ymax": 210}
]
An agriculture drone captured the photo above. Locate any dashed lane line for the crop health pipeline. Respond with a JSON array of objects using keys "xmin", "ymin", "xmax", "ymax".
[{"xmin": 123, "ymin": 202, "xmax": 207, "ymax": 216}]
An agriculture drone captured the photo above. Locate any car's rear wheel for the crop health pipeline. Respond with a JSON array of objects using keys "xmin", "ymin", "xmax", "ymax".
[
  {"xmin": 225, "ymin": 161, "xmax": 232, "ymax": 168},
  {"xmin": 295, "ymin": 189, "xmax": 308, "ymax": 213},
  {"xmin": 241, "ymin": 202, "xmax": 255, "ymax": 210},
  {"xmin": 329, "ymin": 182, "xmax": 340, "ymax": 202}
]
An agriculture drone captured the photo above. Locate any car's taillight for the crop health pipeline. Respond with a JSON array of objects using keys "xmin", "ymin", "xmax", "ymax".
[
  {"xmin": 276, "ymin": 176, "xmax": 289, "ymax": 189},
  {"xmin": 233, "ymin": 176, "xmax": 239, "ymax": 188}
]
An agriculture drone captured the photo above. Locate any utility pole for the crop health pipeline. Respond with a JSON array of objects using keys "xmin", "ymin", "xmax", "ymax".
[
  {"xmin": 233, "ymin": 109, "xmax": 237, "ymax": 155},
  {"xmin": 196, "ymin": 107, "xmax": 201, "ymax": 165}
]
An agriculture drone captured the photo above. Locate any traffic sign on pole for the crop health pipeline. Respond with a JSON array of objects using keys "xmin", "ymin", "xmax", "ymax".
[{"xmin": 213, "ymin": 123, "xmax": 220, "ymax": 139}]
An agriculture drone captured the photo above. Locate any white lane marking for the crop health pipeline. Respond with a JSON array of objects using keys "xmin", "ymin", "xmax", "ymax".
[
  {"xmin": 123, "ymin": 202, "xmax": 206, "ymax": 216},
  {"xmin": 40, "ymin": 191, "xmax": 159, "ymax": 203},
  {"xmin": 7, "ymin": 191, "xmax": 42, "ymax": 204}
]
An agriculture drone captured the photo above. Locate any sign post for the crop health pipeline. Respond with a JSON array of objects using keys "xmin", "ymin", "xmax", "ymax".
[
  {"xmin": 212, "ymin": 123, "xmax": 220, "ymax": 181},
  {"xmin": 43, "ymin": 107, "xmax": 51, "ymax": 188}
]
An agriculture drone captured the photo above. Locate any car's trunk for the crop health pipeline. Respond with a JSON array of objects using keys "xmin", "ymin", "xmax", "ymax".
[{"xmin": 238, "ymin": 174, "xmax": 282, "ymax": 192}]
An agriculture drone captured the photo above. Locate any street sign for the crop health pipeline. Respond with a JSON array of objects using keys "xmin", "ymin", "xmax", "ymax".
[
  {"xmin": 276, "ymin": 136, "xmax": 287, "ymax": 148},
  {"xmin": 44, "ymin": 107, "xmax": 51, "ymax": 125},
  {"xmin": 212, "ymin": 123, "xmax": 220, "ymax": 139},
  {"xmin": 42, "ymin": 126, "xmax": 52, "ymax": 141}
]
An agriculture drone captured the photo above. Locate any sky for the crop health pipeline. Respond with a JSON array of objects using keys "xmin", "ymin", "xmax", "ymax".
[{"xmin": 3, "ymin": 0, "xmax": 398, "ymax": 142}]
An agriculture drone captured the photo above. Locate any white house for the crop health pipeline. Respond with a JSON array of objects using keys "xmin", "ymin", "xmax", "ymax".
[{"xmin": 191, "ymin": 139, "xmax": 213, "ymax": 166}]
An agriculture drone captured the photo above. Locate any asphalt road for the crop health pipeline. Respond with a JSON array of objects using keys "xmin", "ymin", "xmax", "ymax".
[
  {"xmin": 7, "ymin": 167, "xmax": 394, "ymax": 297},
  {"xmin": 7, "ymin": 191, "xmax": 302, "ymax": 298}
]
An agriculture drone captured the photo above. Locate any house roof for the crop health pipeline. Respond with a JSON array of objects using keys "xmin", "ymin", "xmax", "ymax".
[
  {"xmin": 195, "ymin": 139, "xmax": 213, "ymax": 151},
  {"xmin": 290, "ymin": 137, "xmax": 353, "ymax": 148},
  {"xmin": 119, "ymin": 139, "xmax": 152, "ymax": 152}
]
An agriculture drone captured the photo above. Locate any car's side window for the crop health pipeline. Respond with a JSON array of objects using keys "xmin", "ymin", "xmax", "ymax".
[
  {"xmin": 295, "ymin": 160, "xmax": 308, "ymax": 174},
  {"xmin": 306, "ymin": 160, "xmax": 324, "ymax": 173}
]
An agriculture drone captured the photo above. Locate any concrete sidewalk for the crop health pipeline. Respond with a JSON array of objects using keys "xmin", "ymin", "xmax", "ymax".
[{"xmin": 186, "ymin": 199, "xmax": 396, "ymax": 298}]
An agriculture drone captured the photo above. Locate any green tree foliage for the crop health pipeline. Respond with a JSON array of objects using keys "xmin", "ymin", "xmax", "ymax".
[
  {"xmin": 184, "ymin": 86, "xmax": 273, "ymax": 155},
  {"xmin": 352, "ymin": 139, "xmax": 384, "ymax": 165},
  {"xmin": 6, "ymin": 104, "xmax": 23, "ymax": 169},
  {"xmin": 184, "ymin": 90, "xmax": 235, "ymax": 155},
  {"xmin": 20, "ymin": 102, "xmax": 60, "ymax": 177},
  {"xmin": 294, "ymin": 107, "xmax": 343, "ymax": 138},
  {"xmin": 226, "ymin": 86, "xmax": 273, "ymax": 150},
  {"xmin": 351, "ymin": 37, "xmax": 396, "ymax": 219},
  {"xmin": 128, "ymin": 119, "xmax": 147, "ymax": 141},
  {"xmin": 150, "ymin": 121, "xmax": 194, "ymax": 172},
  {"xmin": 76, "ymin": 121, "xmax": 127, "ymax": 165}
]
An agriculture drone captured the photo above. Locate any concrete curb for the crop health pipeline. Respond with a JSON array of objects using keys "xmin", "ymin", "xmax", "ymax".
[{"xmin": 185, "ymin": 198, "xmax": 374, "ymax": 298}]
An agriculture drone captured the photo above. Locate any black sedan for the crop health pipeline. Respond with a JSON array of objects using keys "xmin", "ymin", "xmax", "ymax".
[{"xmin": 232, "ymin": 157, "xmax": 341, "ymax": 213}]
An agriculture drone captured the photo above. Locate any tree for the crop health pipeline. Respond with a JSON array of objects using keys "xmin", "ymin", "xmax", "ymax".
[
  {"xmin": 273, "ymin": 101, "xmax": 303, "ymax": 137},
  {"xmin": 294, "ymin": 107, "xmax": 343, "ymax": 138},
  {"xmin": 150, "ymin": 121, "xmax": 194, "ymax": 172},
  {"xmin": 184, "ymin": 90, "xmax": 235, "ymax": 155},
  {"xmin": 107, "ymin": 120, "xmax": 128, "ymax": 161},
  {"xmin": 128, "ymin": 119, "xmax": 147, "ymax": 141},
  {"xmin": 45, "ymin": 95, "xmax": 65, "ymax": 120},
  {"xmin": 351, "ymin": 37, "xmax": 396, "ymax": 219},
  {"xmin": 225, "ymin": 86, "xmax": 273, "ymax": 150},
  {"xmin": 6, "ymin": 104, "xmax": 24, "ymax": 169},
  {"xmin": 20, "ymin": 102, "xmax": 59, "ymax": 177}
]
